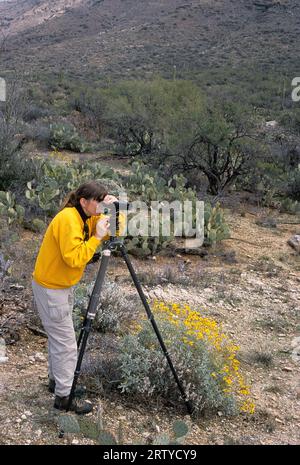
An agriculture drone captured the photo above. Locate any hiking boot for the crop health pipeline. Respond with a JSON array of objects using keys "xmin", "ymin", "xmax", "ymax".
[
  {"xmin": 54, "ymin": 395, "xmax": 93, "ymax": 415},
  {"xmin": 48, "ymin": 379, "xmax": 86, "ymax": 397}
]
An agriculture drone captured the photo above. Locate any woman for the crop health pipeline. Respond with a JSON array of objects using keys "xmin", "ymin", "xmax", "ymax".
[{"xmin": 32, "ymin": 181, "xmax": 119, "ymax": 414}]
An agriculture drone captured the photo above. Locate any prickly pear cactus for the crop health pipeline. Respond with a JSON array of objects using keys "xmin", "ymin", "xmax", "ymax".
[{"xmin": 0, "ymin": 191, "xmax": 25, "ymax": 225}]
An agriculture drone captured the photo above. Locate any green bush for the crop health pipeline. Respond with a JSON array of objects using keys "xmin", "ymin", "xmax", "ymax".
[
  {"xmin": 286, "ymin": 170, "xmax": 300, "ymax": 201},
  {"xmin": 49, "ymin": 122, "xmax": 91, "ymax": 153},
  {"xmin": 279, "ymin": 197, "xmax": 300, "ymax": 214}
]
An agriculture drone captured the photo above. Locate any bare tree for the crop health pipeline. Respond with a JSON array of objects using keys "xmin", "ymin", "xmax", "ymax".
[{"xmin": 0, "ymin": 74, "xmax": 28, "ymax": 188}]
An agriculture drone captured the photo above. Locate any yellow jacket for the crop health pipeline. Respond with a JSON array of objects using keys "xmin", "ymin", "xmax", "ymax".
[{"xmin": 32, "ymin": 206, "xmax": 122, "ymax": 289}]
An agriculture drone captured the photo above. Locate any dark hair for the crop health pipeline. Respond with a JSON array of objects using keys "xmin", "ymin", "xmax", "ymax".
[{"xmin": 60, "ymin": 181, "xmax": 108, "ymax": 210}]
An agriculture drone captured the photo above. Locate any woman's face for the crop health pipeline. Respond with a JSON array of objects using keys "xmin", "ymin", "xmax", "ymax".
[{"xmin": 80, "ymin": 197, "xmax": 101, "ymax": 216}]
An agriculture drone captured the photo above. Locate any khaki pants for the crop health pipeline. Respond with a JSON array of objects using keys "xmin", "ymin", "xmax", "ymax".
[{"xmin": 31, "ymin": 279, "xmax": 77, "ymax": 397}]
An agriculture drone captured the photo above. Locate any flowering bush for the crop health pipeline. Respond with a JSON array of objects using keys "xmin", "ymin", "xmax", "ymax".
[{"xmin": 119, "ymin": 301, "xmax": 255, "ymax": 416}]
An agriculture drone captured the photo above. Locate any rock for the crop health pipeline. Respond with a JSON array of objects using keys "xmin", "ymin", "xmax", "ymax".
[
  {"xmin": 287, "ymin": 235, "xmax": 300, "ymax": 254},
  {"xmin": 282, "ymin": 366, "xmax": 293, "ymax": 372},
  {"xmin": 72, "ymin": 439, "xmax": 79, "ymax": 445},
  {"xmin": 9, "ymin": 284, "xmax": 24, "ymax": 291},
  {"xmin": 275, "ymin": 418, "xmax": 284, "ymax": 424},
  {"xmin": 34, "ymin": 352, "xmax": 46, "ymax": 362},
  {"xmin": 255, "ymin": 217, "xmax": 277, "ymax": 228},
  {"xmin": 266, "ymin": 121, "xmax": 278, "ymax": 128},
  {"xmin": 21, "ymin": 414, "xmax": 27, "ymax": 420}
]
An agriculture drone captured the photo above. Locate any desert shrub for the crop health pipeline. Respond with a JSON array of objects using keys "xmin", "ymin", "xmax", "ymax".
[
  {"xmin": 279, "ymin": 197, "xmax": 300, "ymax": 214},
  {"xmin": 0, "ymin": 78, "xmax": 27, "ymax": 189},
  {"xmin": 118, "ymin": 301, "xmax": 255, "ymax": 417},
  {"xmin": 101, "ymin": 78, "xmax": 204, "ymax": 158},
  {"xmin": 23, "ymin": 104, "xmax": 51, "ymax": 122},
  {"xmin": 0, "ymin": 251, "xmax": 12, "ymax": 291},
  {"xmin": 73, "ymin": 280, "xmax": 139, "ymax": 334},
  {"xmin": 49, "ymin": 122, "xmax": 92, "ymax": 153},
  {"xmin": 285, "ymin": 169, "xmax": 300, "ymax": 201},
  {"xmin": 24, "ymin": 121, "xmax": 51, "ymax": 145}
]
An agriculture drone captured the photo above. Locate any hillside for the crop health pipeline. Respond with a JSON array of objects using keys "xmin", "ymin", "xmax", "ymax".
[{"xmin": 0, "ymin": 0, "xmax": 299, "ymax": 82}]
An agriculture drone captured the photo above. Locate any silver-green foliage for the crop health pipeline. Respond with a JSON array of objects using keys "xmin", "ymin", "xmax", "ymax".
[
  {"xmin": 73, "ymin": 280, "xmax": 137, "ymax": 333},
  {"xmin": 118, "ymin": 318, "xmax": 237, "ymax": 417}
]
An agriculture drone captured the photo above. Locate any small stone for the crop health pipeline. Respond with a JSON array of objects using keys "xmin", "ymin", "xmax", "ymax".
[
  {"xmin": 34, "ymin": 352, "xmax": 46, "ymax": 362},
  {"xmin": 21, "ymin": 414, "xmax": 27, "ymax": 420},
  {"xmin": 217, "ymin": 411, "xmax": 223, "ymax": 416},
  {"xmin": 275, "ymin": 418, "xmax": 284, "ymax": 424},
  {"xmin": 36, "ymin": 429, "xmax": 42, "ymax": 437},
  {"xmin": 16, "ymin": 419, "xmax": 22, "ymax": 423},
  {"xmin": 24, "ymin": 411, "xmax": 32, "ymax": 416},
  {"xmin": 72, "ymin": 439, "xmax": 79, "ymax": 445},
  {"xmin": 28, "ymin": 356, "xmax": 35, "ymax": 362},
  {"xmin": 282, "ymin": 367, "xmax": 293, "ymax": 372}
]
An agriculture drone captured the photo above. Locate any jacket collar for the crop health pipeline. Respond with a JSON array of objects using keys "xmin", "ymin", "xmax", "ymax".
[{"xmin": 75, "ymin": 202, "xmax": 89, "ymax": 224}]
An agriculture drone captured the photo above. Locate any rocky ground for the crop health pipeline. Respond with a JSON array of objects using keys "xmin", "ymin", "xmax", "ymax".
[{"xmin": 0, "ymin": 205, "xmax": 299, "ymax": 445}]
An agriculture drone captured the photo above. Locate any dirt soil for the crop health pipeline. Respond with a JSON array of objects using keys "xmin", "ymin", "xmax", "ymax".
[{"xmin": 0, "ymin": 205, "xmax": 300, "ymax": 445}]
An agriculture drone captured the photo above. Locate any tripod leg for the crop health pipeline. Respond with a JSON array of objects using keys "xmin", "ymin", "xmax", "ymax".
[
  {"xmin": 119, "ymin": 244, "xmax": 193, "ymax": 415},
  {"xmin": 67, "ymin": 249, "xmax": 111, "ymax": 411}
]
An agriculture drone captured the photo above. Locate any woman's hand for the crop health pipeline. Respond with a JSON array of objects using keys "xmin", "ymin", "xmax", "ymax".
[
  {"xmin": 95, "ymin": 194, "xmax": 118, "ymax": 214},
  {"xmin": 103, "ymin": 194, "xmax": 118, "ymax": 204},
  {"xmin": 94, "ymin": 216, "xmax": 110, "ymax": 240}
]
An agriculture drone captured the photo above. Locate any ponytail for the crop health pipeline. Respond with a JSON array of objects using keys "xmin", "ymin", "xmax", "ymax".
[{"xmin": 60, "ymin": 191, "xmax": 77, "ymax": 210}]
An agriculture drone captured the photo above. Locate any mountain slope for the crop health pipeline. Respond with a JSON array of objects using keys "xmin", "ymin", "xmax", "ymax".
[{"xmin": 0, "ymin": 0, "xmax": 299, "ymax": 82}]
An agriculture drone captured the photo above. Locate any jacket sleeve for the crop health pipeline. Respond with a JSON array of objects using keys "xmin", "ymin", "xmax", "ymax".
[{"xmin": 53, "ymin": 213, "xmax": 102, "ymax": 268}]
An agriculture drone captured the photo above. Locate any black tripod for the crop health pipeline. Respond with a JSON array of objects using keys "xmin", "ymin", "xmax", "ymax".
[{"xmin": 67, "ymin": 237, "xmax": 193, "ymax": 415}]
